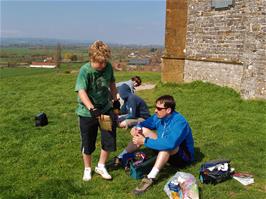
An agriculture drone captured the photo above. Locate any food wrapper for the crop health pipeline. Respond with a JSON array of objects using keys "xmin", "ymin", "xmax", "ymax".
[{"xmin": 98, "ymin": 115, "xmax": 113, "ymax": 131}]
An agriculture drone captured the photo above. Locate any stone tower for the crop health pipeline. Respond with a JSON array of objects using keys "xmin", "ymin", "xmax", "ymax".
[
  {"xmin": 162, "ymin": 0, "xmax": 188, "ymax": 83},
  {"xmin": 162, "ymin": 0, "xmax": 266, "ymax": 100}
]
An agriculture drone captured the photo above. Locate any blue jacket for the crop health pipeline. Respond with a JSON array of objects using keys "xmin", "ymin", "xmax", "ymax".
[
  {"xmin": 140, "ymin": 111, "xmax": 195, "ymax": 162},
  {"xmin": 118, "ymin": 84, "xmax": 150, "ymax": 119}
]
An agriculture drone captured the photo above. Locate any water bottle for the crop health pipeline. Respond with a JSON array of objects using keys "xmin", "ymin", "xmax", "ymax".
[
  {"xmin": 168, "ymin": 179, "xmax": 181, "ymax": 199},
  {"xmin": 135, "ymin": 123, "xmax": 142, "ymax": 134},
  {"xmin": 134, "ymin": 123, "xmax": 142, "ymax": 147}
]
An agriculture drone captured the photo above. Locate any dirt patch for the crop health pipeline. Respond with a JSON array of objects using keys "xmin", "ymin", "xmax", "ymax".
[
  {"xmin": 64, "ymin": 70, "xmax": 78, "ymax": 74},
  {"xmin": 135, "ymin": 83, "xmax": 156, "ymax": 91},
  {"xmin": 70, "ymin": 70, "xmax": 78, "ymax": 74}
]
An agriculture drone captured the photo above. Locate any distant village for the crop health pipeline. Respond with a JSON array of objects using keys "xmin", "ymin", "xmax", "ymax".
[{"xmin": 0, "ymin": 44, "xmax": 163, "ymax": 72}]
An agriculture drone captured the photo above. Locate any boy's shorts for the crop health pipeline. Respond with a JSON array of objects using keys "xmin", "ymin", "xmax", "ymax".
[{"xmin": 79, "ymin": 112, "xmax": 116, "ymax": 155}]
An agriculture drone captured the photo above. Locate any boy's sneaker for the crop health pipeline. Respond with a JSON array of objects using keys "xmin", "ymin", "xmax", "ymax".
[
  {"xmin": 83, "ymin": 168, "xmax": 92, "ymax": 181},
  {"xmin": 95, "ymin": 166, "xmax": 112, "ymax": 180},
  {"xmin": 132, "ymin": 177, "xmax": 154, "ymax": 195}
]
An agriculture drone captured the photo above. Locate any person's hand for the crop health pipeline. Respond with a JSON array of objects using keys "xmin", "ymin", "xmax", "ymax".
[
  {"xmin": 118, "ymin": 121, "xmax": 127, "ymax": 128},
  {"xmin": 132, "ymin": 133, "xmax": 145, "ymax": 146},
  {"xmin": 113, "ymin": 100, "xmax": 121, "ymax": 110},
  {"xmin": 89, "ymin": 108, "xmax": 101, "ymax": 118},
  {"xmin": 130, "ymin": 127, "xmax": 140, "ymax": 136}
]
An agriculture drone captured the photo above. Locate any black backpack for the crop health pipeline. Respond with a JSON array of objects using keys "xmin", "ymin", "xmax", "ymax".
[
  {"xmin": 199, "ymin": 159, "xmax": 233, "ymax": 184},
  {"xmin": 35, "ymin": 112, "xmax": 48, "ymax": 127}
]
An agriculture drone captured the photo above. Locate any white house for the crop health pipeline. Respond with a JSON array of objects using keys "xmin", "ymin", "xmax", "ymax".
[{"xmin": 30, "ymin": 62, "xmax": 57, "ymax": 68}]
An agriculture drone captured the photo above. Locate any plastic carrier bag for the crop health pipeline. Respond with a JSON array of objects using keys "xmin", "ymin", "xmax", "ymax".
[
  {"xmin": 164, "ymin": 172, "xmax": 199, "ymax": 199},
  {"xmin": 199, "ymin": 159, "xmax": 233, "ymax": 184}
]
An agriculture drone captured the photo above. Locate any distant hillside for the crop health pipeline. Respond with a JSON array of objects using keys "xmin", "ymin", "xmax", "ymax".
[
  {"xmin": 0, "ymin": 37, "xmax": 163, "ymax": 48},
  {"xmin": 0, "ymin": 37, "xmax": 91, "ymax": 47}
]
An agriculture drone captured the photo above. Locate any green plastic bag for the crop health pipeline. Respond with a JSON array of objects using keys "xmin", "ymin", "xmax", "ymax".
[{"xmin": 130, "ymin": 156, "xmax": 157, "ymax": 179}]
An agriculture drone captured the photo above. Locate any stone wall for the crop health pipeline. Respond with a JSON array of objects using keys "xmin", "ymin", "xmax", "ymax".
[
  {"xmin": 240, "ymin": 0, "xmax": 266, "ymax": 99},
  {"xmin": 162, "ymin": 58, "xmax": 185, "ymax": 83},
  {"xmin": 184, "ymin": 60, "xmax": 244, "ymax": 91},
  {"xmin": 186, "ymin": 0, "xmax": 245, "ymax": 63},
  {"xmin": 182, "ymin": 0, "xmax": 266, "ymax": 99}
]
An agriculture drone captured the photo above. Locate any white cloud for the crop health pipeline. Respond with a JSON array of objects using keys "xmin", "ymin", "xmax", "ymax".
[{"xmin": 0, "ymin": 29, "xmax": 25, "ymax": 37}]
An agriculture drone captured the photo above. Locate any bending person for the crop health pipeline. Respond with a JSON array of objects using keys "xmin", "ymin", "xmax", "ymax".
[
  {"xmin": 116, "ymin": 76, "xmax": 142, "ymax": 94},
  {"xmin": 117, "ymin": 84, "xmax": 150, "ymax": 128}
]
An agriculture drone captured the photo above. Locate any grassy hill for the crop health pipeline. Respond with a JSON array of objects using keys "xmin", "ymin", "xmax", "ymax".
[{"xmin": 0, "ymin": 66, "xmax": 265, "ymax": 199}]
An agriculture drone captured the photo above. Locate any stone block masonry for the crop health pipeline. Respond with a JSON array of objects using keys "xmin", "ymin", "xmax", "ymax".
[
  {"xmin": 184, "ymin": 60, "xmax": 244, "ymax": 91},
  {"xmin": 163, "ymin": 0, "xmax": 266, "ymax": 100}
]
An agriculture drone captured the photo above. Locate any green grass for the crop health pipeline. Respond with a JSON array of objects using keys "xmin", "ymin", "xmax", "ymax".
[{"xmin": 0, "ymin": 67, "xmax": 265, "ymax": 199}]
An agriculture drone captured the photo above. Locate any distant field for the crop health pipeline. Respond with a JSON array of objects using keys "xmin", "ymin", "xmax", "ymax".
[
  {"xmin": 0, "ymin": 67, "xmax": 265, "ymax": 199},
  {"xmin": 0, "ymin": 47, "xmax": 55, "ymax": 63},
  {"xmin": 0, "ymin": 47, "xmax": 85, "ymax": 64},
  {"xmin": 0, "ymin": 46, "xmax": 162, "ymax": 64}
]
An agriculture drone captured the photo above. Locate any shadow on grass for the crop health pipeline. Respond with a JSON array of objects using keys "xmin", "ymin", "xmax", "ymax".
[
  {"xmin": 9, "ymin": 179, "xmax": 91, "ymax": 199},
  {"xmin": 193, "ymin": 147, "xmax": 205, "ymax": 165},
  {"xmin": 107, "ymin": 147, "xmax": 204, "ymax": 181},
  {"xmin": 0, "ymin": 185, "xmax": 13, "ymax": 199},
  {"xmin": 159, "ymin": 147, "xmax": 204, "ymax": 182}
]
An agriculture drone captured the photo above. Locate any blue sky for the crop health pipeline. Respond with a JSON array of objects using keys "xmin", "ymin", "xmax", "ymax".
[{"xmin": 1, "ymin": 0, "xmax": 166, "ymax": 45}]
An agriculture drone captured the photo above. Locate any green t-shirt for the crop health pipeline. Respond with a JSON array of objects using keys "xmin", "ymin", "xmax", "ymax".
[{"xmin": 75, "ymin": 62, "xmax": 115, "ymax": 117}]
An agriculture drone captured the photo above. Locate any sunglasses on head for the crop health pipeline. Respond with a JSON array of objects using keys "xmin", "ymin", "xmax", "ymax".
[{"xmin": 155, "ymin": 106, "xmax": 167, "ymax": 111}]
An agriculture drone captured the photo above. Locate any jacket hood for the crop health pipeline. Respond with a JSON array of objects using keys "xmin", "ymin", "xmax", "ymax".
[{"xmin": 118, "ymin": 83, "xmax": 132, "ymax": 100}]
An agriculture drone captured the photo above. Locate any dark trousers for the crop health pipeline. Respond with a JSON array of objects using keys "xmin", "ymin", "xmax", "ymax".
[{"xmin": 79, "ymin": 113, "xmax": 116, "ymax": 155}]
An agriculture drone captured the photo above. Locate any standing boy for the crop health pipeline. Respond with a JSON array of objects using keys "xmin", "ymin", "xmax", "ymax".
[{"xmin": 75, "ymin": 40, "xmax": 120, "ymax": 181}]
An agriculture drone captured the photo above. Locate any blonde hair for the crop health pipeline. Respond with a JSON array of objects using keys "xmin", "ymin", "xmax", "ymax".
[{"xmin": 88, "ymin": 40, "xmax": 111, "ymax": 63}]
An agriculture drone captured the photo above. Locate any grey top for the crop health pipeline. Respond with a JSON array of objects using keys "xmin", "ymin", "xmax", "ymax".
[{"xmin": 116, "ymin": 80, "xmax": 134, "ymax": 93}]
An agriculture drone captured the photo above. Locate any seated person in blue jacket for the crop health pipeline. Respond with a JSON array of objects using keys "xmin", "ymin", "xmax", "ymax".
[
  {"xmin": 117, "ymin": 95, "xmax": 195, "ymax": 194},
  {"xmin": 117, "ymin": 84, "xmax": 150, "ymax": 128}
]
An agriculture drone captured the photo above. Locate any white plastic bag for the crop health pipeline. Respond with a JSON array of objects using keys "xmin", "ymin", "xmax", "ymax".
[{"xmin": 164, "ymin": 172, "xmax": 199, "ymax": 199}]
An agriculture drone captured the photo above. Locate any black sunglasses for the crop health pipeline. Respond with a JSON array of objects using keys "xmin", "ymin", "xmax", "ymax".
[{"xmin": 155, "ymin": 106, "xmax": 167, "ymax": 111}]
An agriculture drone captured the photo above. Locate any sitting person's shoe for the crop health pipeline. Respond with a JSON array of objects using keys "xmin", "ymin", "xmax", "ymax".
[
  {"xmin": 95, "ymin": 166, "xmax": 112, "ymax": 180},
  {"xmin": 106, "ymin": 156, "xmax": 122, "ymax": 170},
  {"xmin": 113, "ymin": 156, "xmax": 122, "ymax": 168},
  {"xmin": 132, "ymin": 177, "xmax": 154, "ymax": 195},
  {"xmin": 82, "ymin": 168, "xmax": 92, "ymax": 181}
]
